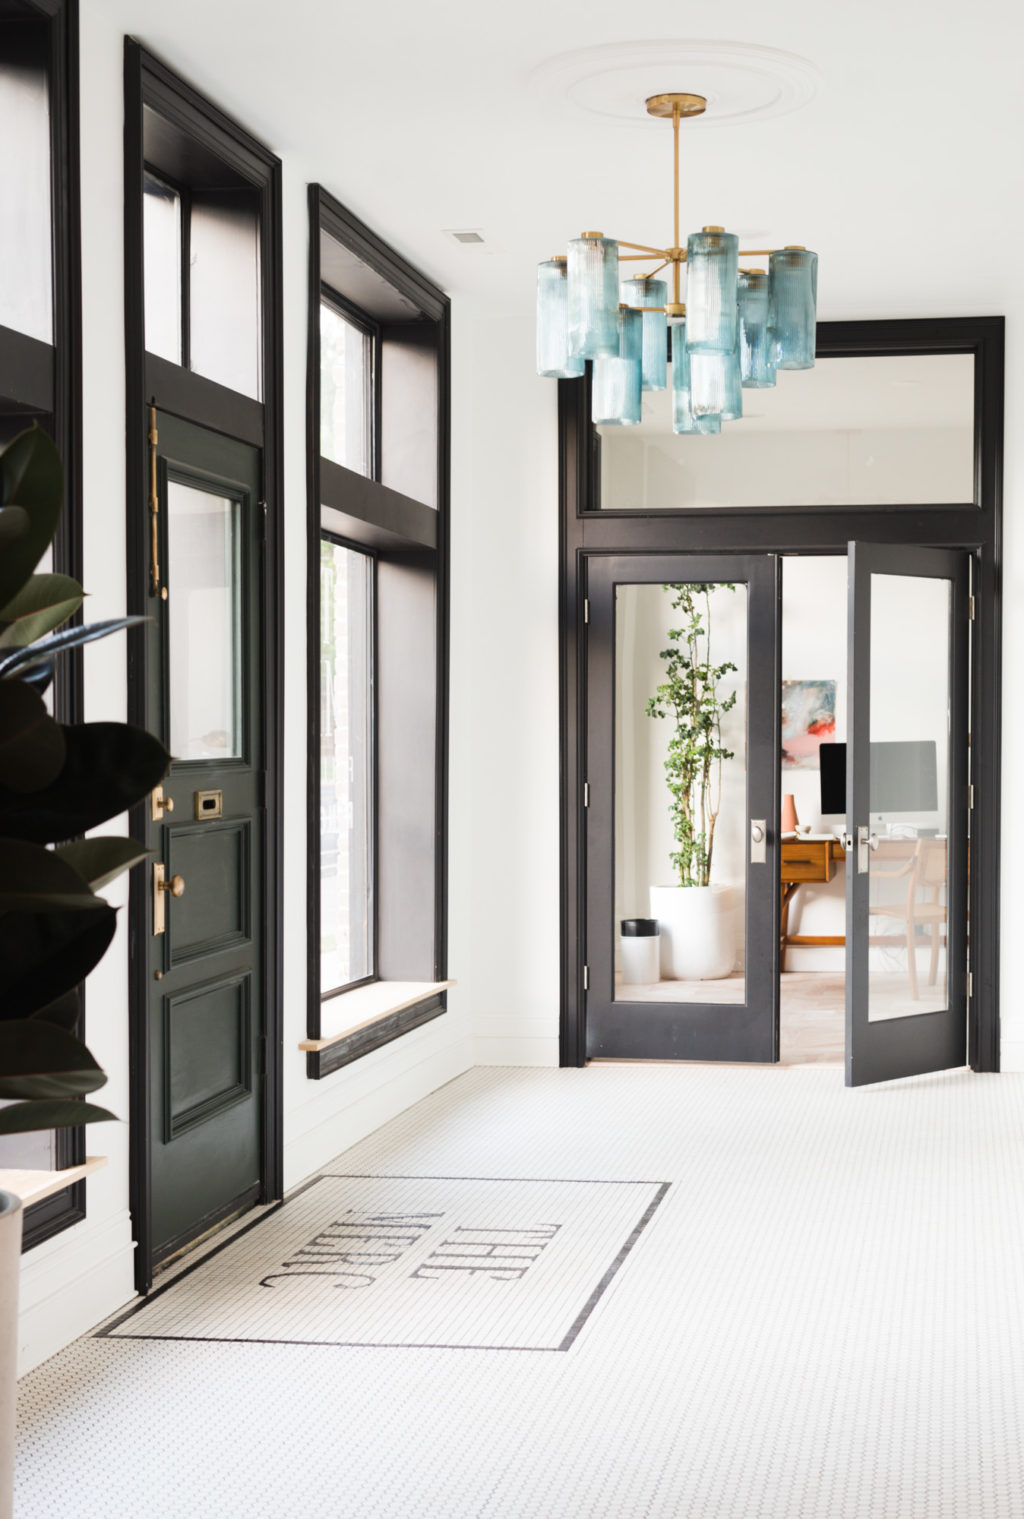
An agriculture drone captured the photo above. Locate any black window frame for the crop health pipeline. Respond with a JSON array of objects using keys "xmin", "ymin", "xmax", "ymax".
[
  {"xmin": 306, "ymin": 185, "xmax": 450, "ymax": 1078},
  {"xmin": 318, "ymin": 528, "xmax": 378, "ymax": 999},
  {"xmin": 0, "ymin": 0, "xmax": 85, "ymax": 1252}
]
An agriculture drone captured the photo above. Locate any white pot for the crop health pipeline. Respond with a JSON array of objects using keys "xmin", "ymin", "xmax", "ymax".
[
  {"xmin": 649, "ymin": 884, "xmax": 736, "ymax": 980},
  {"xmin": 0, "ymin": 1191, "xmax": 21, "ymax": 1519}
]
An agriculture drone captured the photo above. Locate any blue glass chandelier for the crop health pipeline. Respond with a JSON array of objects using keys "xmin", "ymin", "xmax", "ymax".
[{"xmin": 536, "ymin": 93, "xmax": 818, "ymax": 433}]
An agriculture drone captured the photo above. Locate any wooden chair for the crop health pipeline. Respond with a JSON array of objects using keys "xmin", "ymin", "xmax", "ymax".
[{"xmin": 869, "ymin": 838, "xmax": 946, "ymax": 1000}]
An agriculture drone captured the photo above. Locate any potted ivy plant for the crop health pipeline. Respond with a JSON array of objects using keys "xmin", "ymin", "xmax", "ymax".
[
  {"xmin": 0, "ymin": 425, "xmax": 169, "ymax": 1519},
  {"xmin": 646, "ymin": 582, "xmax": 739, "ymax": 981}
]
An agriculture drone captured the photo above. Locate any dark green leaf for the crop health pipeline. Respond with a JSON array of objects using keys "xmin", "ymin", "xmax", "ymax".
[
  {"xmin": 55, "ymin": 836, "xmax": 150, "ymax": 892},
  {"xmin": 0, "ymin": 678, "xmax": 66, "ymax": 791},
  {"xmin": 0, "ymin": 903, "xmax": 116, "ymax": 1017},
  {"xmin": 30, "ymin": 989, "xmax": 80, "ymax": 1033},
  {"xmin": 0, "ymin": 615, "xmax": 148, "ymax": 680},
  {"xmin": 0, "ymin": 1099, "xmax": 117, "ymax": 1135},
  {"xmin": 0, "ymin": 573, "xmax": 84, "ymax": 648},
  {"xmin": 0, "ymin": 839, "xmax": 105, "ymax": 913},
  {"xmin": 0, "ymin": 1019, "xmax": 107, "ymax": 1100},
  {"xmin": 0, "ymin": 505, "xmax": 28, "ymax": 553},
  {"xmin": 0, "ymin": 428, "xmax": 64, "ymax": 608},
  {"xmin": 0, "ymin": 723, "xmax": 170, "ymax": 842}
]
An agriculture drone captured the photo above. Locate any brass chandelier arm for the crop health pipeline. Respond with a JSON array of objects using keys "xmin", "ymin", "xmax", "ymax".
[{"xmin": 617, "ymin": 240, "xmax": 668, "ymax": 254}]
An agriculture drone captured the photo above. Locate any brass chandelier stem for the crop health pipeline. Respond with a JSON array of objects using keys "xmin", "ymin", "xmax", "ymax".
[{"xmin": 672, "ymin": 103, "xmax": 681, "ymax": 309}]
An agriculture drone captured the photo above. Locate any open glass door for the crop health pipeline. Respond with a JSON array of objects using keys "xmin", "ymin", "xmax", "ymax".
[
  {"xmin": 845, "ymin": 543, "xmax": 970, "ymax": 1086},
  {"xmin": 586, "ymin": 554, "xmax": 781, "ymax": 1062}
]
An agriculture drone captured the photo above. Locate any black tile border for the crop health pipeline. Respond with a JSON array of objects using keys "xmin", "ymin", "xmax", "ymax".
[{"xmin": 96, "ymin": 1172, "xmax": 671, "ymax": 1352}]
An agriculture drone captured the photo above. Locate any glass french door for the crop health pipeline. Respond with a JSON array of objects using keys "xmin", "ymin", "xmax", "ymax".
[
  {"xmin": 845, "ymin": 543, "xmax": 970, "ymax": 1086},
  {"xmin": 585, "ymin": 554, "xmax": 781, "ymax": 1062}
]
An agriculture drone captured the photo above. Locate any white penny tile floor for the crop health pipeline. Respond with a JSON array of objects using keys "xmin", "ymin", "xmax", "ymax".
[{"xmin": 15, "ymin": 1062, "xmax": 1024, "ymax": 1518}]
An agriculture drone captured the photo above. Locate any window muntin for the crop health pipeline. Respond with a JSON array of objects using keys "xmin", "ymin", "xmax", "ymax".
[
  {"xmin": 0, "ymin": 25, "xmax": 53, "ymax": 342},
  {"xmin": 320, "ymin": 538, "xmax": 374, "ymax": 995},
  {"xmin": 320, "ymin": 299, "xmax": 373, "ymax": 476}
]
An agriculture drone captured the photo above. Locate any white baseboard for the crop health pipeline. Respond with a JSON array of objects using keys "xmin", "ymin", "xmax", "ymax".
[
  {"xmin": 17, "ymin": 1212, "xmax": 136, "ymax": 1378},
  {"xmin": 283, "ymin": 1032, "xmax": 474, "ymax": 1189},
  {"xmin": 473, "ymin": 1031, "xmax": 559, "ymax": 1067}
]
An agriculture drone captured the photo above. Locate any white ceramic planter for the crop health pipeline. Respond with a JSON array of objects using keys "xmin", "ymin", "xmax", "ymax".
[
  {"xmin": 649, "ymin": 884, "xmax": 736, "ymax": 980},
  {"xmin": 0, "ymin": 1191, "xmax": 21, "ymax": 1519}
]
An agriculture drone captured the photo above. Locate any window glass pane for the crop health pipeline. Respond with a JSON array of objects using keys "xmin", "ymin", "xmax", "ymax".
[
  {"xmin": 615, "ymin": 581, "xmax": 748, "ymax": 1004},
  {"xmin": 599, "ymin": 354, "xmax": 975, "ymax": 509},
  {"xmin": 167, "ymin": 480, "xmax": 241, "ymax": 761},
  {"xmin": 143, "ymin": 172, "xmax": 182, "ymax": 364},
  {"xmin": 0, "ymin": 28, "xmax": 52, "ymax": 342},
  {"xmin": 320, "ymin": 539, "xmax": 373, "ymax": 992},
  {"xmin": 190, "ymin": 194, "xmax": 262, "ymax": 399},
  {"xmin": 867, "ymin": 573, "xmax": 951, "ymax": 1021},
  {"xmin": 320, "ymin": 302, "xmax": 372, "ymax": 475}
]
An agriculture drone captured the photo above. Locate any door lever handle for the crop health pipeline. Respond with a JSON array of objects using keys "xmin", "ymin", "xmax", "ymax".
[
  {"xmin": 153, "ymin": 862, "xmax": 185, "ymax": 935},
  {"xmin": 750, "ymin": 818, "xmax": 767, "ymax": 864},
  {"xmin": 856, "ymin": 825, "xmax": 879, "ymax": 873}
]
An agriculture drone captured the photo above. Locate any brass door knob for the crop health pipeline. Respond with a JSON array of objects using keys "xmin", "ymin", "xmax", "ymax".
[
  {"xmin": 158, "ymin": 874, "xmax": 185, "ymax": 898},
  {"xmin": 164, "ymin": 796, "xmax": 175, "ymax": 813}
]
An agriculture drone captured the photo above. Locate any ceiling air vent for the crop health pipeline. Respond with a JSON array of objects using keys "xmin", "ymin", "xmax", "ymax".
[{"xmin": 446, "ymin": 229, "xmax": 485, "ymax": 245}]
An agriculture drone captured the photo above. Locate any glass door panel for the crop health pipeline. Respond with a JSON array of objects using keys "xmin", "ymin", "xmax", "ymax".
[
  {"xmin": 587, "ymin": 554, "xmax": 780, "ymax": 1064},
  {"xmin": 846, "ymin": 544, "xmax": 969, "ymax": 1086},
  {"xmin": 166, "ymin": 479, "xmax": 242, "ymax": 762},
  {"xmin": 615, "ymin": 581, "xmax": 748, "ymax": 1005}
]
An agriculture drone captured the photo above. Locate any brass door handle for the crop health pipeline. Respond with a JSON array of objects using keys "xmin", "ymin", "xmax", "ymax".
[
  {"xmin": 151, "ymin": 784, "xmax": 175, "ymax": 821},
  {"xmin": 153, "ymin": 862, "xmax": 185, "ymax": 935}
]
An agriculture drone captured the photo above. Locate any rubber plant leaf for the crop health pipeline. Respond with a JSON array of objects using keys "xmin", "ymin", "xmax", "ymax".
[
  {"xmin": 0, "ymin": 614, "xmax": 148, "ymax": 680},
  {"xmin": 0, "ymin": 902, "xmax": 116, "ymax": 1019},
  {"xmin": 0, "ymin": 839, "xmax": 107, "ymax": 914},
  {"xmin": 0, "ymin": 1019, "xmax": 107, "ymax": 1100},
  {"xmin": 0, "ymin": 427, "xmax": 63, "ymax": 608},
  {"xmin": 0, "ymin": 678, "xmax": 66, "ymax": 791},
  {"xmin": 0, "ymin": 1099, "xmax": 117, "ymax": 1134},
  {"xmin": 0, "ymin": 572, "xmax": 84, "ymax": 649},
  {"xmin": 55, "ymin": 836, "xmax": 150, "ymax": 893},
  {"xmin": 0, "ymin": 722, "xmax": 170, "ymax": 843}
]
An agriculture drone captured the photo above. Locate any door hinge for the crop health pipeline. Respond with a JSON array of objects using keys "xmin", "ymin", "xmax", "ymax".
[
  {"xmin": 967, "ymin": 970, "xmax": 973, "ymax": 1000},
  {"xmin": 258, "ymin": 1034, "xmax": 268, "ymax": 1078},
  {"xmin": 582, "ymin": 965, "xmax": 589, "ymax": 991},
  {"xmin": 968, "ymin": 594, "xmax": 976, "ymax": 620},
  {"xmin": 583, "ymin": 781, "xmax": 590, "ymax": 808},
  {"xmin": 583, "ymin": 598, "xmax": 589, "ymax": 624},
  {"xmin": 968, "ymin": 783, "xmax": 975, "ymax": 809},
  {"xmin": 256, "ymin": 500, "xmax": 268, "ymax": 541}
]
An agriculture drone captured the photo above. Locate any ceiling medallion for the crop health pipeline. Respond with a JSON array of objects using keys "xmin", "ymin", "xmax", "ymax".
[{"xmin": 536, "ymin": 92, "xmax": 818, "ymax": 433}]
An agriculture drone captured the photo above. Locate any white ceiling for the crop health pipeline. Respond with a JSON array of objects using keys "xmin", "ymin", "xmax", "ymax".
[{"xmin": 99, "ymin": 0, "xmax": 1022, "ymax": 321}]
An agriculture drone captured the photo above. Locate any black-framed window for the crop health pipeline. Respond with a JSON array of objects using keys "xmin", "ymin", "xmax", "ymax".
[
  {"xmin": 320, "ymin": 534, "xmax": 375, "ymax": 995},
  {"xmin": 307, "ymin": 185, "xmax": 450, "ymax": 1077},
  {"xmin": 0, "ymin": 0, "xmax": 84, "ymax": 1251}
]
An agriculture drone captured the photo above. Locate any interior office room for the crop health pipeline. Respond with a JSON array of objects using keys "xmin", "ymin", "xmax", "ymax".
[{"xmin": 0, "ymin": 2, "xmax": 1021, "ymax": 1516}]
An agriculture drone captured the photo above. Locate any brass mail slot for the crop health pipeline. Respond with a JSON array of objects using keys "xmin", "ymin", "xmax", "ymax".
[{"xmin": 194, "ymin": 789, "xmax": 223, "ymax": 821}]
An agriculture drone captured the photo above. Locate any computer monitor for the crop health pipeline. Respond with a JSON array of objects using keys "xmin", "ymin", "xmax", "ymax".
[{"xmin": 819, "ymin": 740, "xmax": 939, "ymax": 816}]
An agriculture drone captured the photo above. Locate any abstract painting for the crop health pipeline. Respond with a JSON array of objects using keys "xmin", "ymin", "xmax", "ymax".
[{"xmin": 781, "ymin": 679, "xmax": 836, "ymax": 768}]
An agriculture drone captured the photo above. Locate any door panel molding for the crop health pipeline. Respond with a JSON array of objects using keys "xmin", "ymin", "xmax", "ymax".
[{"xmin": 162, "ymin": 971, "xmax": 253, "ymax": 1141}]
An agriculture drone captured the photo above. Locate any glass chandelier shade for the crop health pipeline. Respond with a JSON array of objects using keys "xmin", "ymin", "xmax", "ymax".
[
  {"xmin": 591, "ymin": 306, "xmax": 642, "ymax": 426},
  {"xmin": 621, "ymin": 277, "xmax": 669, "ymax": 391},
  {"xmin": 567, "ymin": 234, "xmax": 620, "ymax": 360},
  {"xmin": 768, "ymin": 247, "xmax": 818, "ymax": 370},
  {"xmin": 537, "ymin": 91, "xmax": 819, "ymax": 435},
  {"xmin": 737, "ymin": 270, "xmax": 776, "ymax": 389},
  {"xmin": 684, "ymin": 229, "xmax": 739, "ymax": 355},
  {"xmin": 670, "ymin": 319, "xmax": 721, "ymax": 435},
  {"xmin": 536, "ymin": 259, "xmax": 585, "ymax": 379}
]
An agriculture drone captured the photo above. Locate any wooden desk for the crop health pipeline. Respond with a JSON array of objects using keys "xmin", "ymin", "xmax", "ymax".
[{"xmin": 780, "ymin": 836, "xmax": 846, "ymax": 970}]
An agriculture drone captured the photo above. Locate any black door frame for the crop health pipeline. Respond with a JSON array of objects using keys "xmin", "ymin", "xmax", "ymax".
[
  {"xmin": 560, "ymin": 316, "xmax": 1004, "ymax": 1073},
  {"xmin": 123, "ymin": 43, "xmax": 284, "ymax": 1291},
  {"xmin": 586, "ymin": 553, "xmax": 782, "ymax": 1062}
]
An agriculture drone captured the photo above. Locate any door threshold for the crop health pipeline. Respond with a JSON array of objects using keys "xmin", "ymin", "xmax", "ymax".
[{"xmin": 151, "ymin": 1183, "xmax": 262, "ymax": 1282}]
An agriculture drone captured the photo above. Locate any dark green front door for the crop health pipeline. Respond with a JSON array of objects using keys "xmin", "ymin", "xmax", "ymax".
[{"xmin": 144, "ymin": 411, "xmax": 264, "ymax": 1265}]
